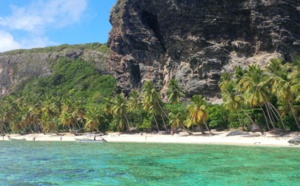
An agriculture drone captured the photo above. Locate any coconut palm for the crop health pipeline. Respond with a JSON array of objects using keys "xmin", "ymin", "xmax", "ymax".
[
  {"xmin": 169, "ymin": 109, "xmax": 191, "ymax": 134},
  {"xmin": 128, "ymin": 90, "xmax": 141, "ymax": 111},
  {"xmin": 166, "ymin": 79, "xmax": 184, "ymax": 104},
  {"xmin": 59, "ymin": 112, "xmax": 73, "ymax": 131},
  {"xmin": 84, "ymin": 107, "xmax": 101, "ymax": 132},
  {"xmin": 111, "ymin": 93, "xmax": 130, "ymax": 131},
  {"xmin": 41, "ymin": 98, "xmax": 61, "ymax": 133},
  {"xmin": 290, "ymin": 57, "xmax": 300, "ymax": 98},
  {"xmin": 239, "ymin": 65, "xmax": 286, "ymax": 130},
  {"xmin": 266, "ymin": 59, "xmax": 300, "ymax": 130},
  {"xmin": 186, "ymin": 95, "xmax": 211, "ymax": 134},
  {"xmin": 221, "ymin": 81, "xmax": 255, "ymax": 130},
  {"xmin": 233, "ymin": 66, "xmax": 245, "ymax": 84},
  {"xmin": 219, "ymin": 72, "xmax": 232, "ymax": 91},
  {"xmin": 142, "ymin": 81, "xmax": 168, "ymax": 131},
  {"xmin": 28, "ymin": 101, "xmax": 44, "ymax": 133}
]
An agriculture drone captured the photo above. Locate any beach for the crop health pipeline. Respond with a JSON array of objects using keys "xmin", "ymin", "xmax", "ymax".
[{"xmin": 2, "ymin": 131, "xmax": 300, "ymax": 147}]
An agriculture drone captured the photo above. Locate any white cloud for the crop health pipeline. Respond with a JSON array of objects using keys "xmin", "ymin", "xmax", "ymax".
[
  {"xmin": 0, "ymin": 30, "xmax": 20, "ymax": 52},
  {"xmin": 0, "ymin": 0, "xmax": 87, "ymax": 33},
  {"xmin": 0, "ymin": 30, "xmax": 58, "ymax": 52},
  {"xmin": 0, "ymin": 0, "xmax": 88, "ymax": 52}
]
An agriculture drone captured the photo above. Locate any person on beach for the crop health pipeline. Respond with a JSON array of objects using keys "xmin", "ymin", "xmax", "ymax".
[
  {"xmin": 60, "ymin": 136, "xmax": 62, "ymax": 141},
  {"xmin": 94, "ymin": 136, "xmax": 96, "ymax": 141},
  {"xmin": 171, "ymin": 129, "xmax": 174, "ymax": 136}
]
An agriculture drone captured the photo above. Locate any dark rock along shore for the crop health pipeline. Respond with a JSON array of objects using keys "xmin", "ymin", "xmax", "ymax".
[{"xmin": 108, "ymin": 0, "xmax": 300, "ymax": 98}]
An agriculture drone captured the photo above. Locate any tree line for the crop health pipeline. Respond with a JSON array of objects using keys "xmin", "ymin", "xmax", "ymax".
[{"xmin": 0, "ymin": 57, "xmax": 300, "ymax": 135}]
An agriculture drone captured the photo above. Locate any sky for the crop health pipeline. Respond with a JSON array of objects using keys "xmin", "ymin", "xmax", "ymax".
[{"xmin": 0, "ymin": 0, "xmax": 117, "ymax": 52}]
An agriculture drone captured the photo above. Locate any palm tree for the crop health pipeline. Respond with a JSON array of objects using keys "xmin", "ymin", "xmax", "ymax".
[
  {"xmin": 221, "ymin": 81, "xmax": 255, "ymax": 130},
  {"xmin": 111, "ymin": 94, "xmax": 130, "ymax": 131},
  {"xmin": 219, "ymin": 72, "xmax": 232, "ymax": 91},
  {"xmin": 61, "ymin": 98, "xmax": 81, "ymax": 131},
  {"xmin": 166, "ymin": 79, "xmax": 184, "ymax": 104},
  {"xmin": 186, "ymin": 95, "xmax": 211, "ymax": 134},
  {"xmin": 128, "ymin": 90, "xmax": 141, "ymax": 111},
  {"xmin": 28, "ymin": 101, "xmax": 44, "ymax": 133},
  {"xmin": 169, "ymin": 109, "xmax": 191, "ymax": 134},
  {"xmin": 239, "ymin": 65, "xmax": 286, "ymax": 130},
  {"xmin": 84, "ymin": 107, "xmax": 101, "ymax": 132},
  {"xmin": 266, "ymin": 59, "xmax": 300, "ymax": 130},
  {"xmin": 41, "ymin": 97, "xmax": 60, "ymax": 133},
  {"xmin": 72, "ymin": 100, "xmax": 86, "ymax": 130},
  {"xmin": 59, "ymin": 112, "xmax": 73, "ymax": 131},
  {"xmin": 233, "ymin": 66, "xmax": 245, "ymax": 84},
  {"xmin": 290, "ymin": 56, "xmax": 300, "ymax": 99},
  {"xmin": 128, "ymin": 90, "xmax": 143, "ymax": 126},
  {"xmin": 142, "ymin": 81, "xmax": 168, "ymax": 131}
]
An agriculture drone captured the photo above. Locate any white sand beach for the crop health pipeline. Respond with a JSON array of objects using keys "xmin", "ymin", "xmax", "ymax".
[{"xmin": 2, "ymin": 130, "xmax": 300, "ymax": 147}]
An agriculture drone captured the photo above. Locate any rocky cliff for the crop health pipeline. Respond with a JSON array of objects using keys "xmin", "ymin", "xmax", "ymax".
[
  {"xmin": 0, "ymin": 43, "xmax": 110, "ymax": 96},
  {"xmin": 108, "ymin": 0, "xmax": 300, "ymax": 98}
]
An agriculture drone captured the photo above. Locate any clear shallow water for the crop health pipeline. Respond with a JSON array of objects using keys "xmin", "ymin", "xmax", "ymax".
[{"xmin": 0, "ymin": 141, "xmax": 299, "ymax": 186}]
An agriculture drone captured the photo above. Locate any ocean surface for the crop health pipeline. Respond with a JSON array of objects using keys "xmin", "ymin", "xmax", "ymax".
[{"xmin": 0, "ymin": 141, "xmax": 299, "ymax": 186}]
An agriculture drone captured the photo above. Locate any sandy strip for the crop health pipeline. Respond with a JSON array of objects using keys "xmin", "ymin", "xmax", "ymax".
[{"xmin": 1, "ymin": 131, "xmax": 299, "ymax": 147}]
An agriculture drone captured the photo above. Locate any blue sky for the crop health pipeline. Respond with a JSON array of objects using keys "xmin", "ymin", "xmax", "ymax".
[{"xmin": 0, "ymin": 0, "xmax": 117, "ymax": 52}]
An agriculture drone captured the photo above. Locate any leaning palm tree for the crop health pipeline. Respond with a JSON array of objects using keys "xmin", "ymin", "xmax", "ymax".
[
  {"xmin": 128, "ymin": 90, "xmax": 141, "ymax": 111},
  {"xmin": 111, "ymin": 94, "xmax": 130, "ymax": 131},
  {"xmin": 266, "ymin": 59, "xmax": 300, "ymax": 130},
  {"xmin": 59, "ymin": 111, "xmax": 73, "ymax": 131},
  {"xmin": 84, "ymin": 107, "xmax": 101, "ymax": 132},
  {"xmin": 28, "ymin": 102, "xmax": 44, "ymax": 133},
  {"xmin": 169, "ymin": 109, "xmax": 191, "ymax": 134},
  {"xmin": 239, "ymin": 65, "xmax": 286, "ymax": 130},
  {"xmin": 141, "ymin": 81, "xmax": 168, "ymax": 131},
  {"xmin": 221, "ymin": 81, "xmax": 255, "ymax": 130},
  {"xmin": 186, "ymin": 95, "xmax": 211, "ymax": 134},
  {"xmin": 290, "ymin": 57, "xmax": 300, "ymax": 100},
  {"xmin": 41, "ymin": 98, "xmax": 60, "ymax": 133},
  {"xmin": 166, "ymin": 79, "xmax": 184, "ymax": 104}
]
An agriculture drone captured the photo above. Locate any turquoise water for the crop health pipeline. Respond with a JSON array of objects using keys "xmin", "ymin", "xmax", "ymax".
[{"xmin": 0, "ymin": 142, "xmax": 300, "ymax": 186}]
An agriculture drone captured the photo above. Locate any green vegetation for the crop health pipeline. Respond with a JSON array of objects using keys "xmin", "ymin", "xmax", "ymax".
[
  {"xmin": 1, "ymin": 56, "xmax": 300, "ymax": 135},
  {"xmin": 2, "ymin": 43, "xmax": 109, "ymax": 55},
  {"xmin": 219, "ymin": 57, "xmax": 300, "ymax": 132}
]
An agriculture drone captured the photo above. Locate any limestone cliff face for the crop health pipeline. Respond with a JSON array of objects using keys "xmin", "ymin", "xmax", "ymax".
[
  {"xmin": 108, "ymin": 0, "xmax": 300, "ymax": 98},
  {"xmin": 0, "ymin": 44, "xmax": 110, "ymax": 96}
]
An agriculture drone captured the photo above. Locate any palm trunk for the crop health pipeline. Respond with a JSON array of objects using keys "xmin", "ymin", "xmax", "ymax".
[
  {"xmin": 266, "ymin": 103, "xmax": 276, "ymax": 125},
  {"xmin": 180, "ymin": 122, "xmax": 193, "ymax": 135},
  {"xmin": 72, "ymin": 116, "xmax": 81, "ymax": 131},
  {"xmin": 260, "ymin": 106, "xmax": 271, "ymax": 131},
  {"xmin": 264, "ymin": 103, "xmax": 276, "ymax": 129},
  {"xmin": 191, "ymin": 124, "xmax": 195, "ymax": 132},
  {"xmin": 124, "ymin": 114, "xmax": 131, "ymax": 132},
  {"xmin": 203, "ymin": 122, "xmax": 212, "ymax": 134},
  {"xmin": 267, "ymin": 102, "xmax": 286, "ymax": 131},
  {"xmin": 242, "ymin": 109, "xmax": 255, "ymax": 125},
  {"xmin": 236, "ymin": 111, "xmax": 244, "ymax": 131},
  {"xmin": 288, "ymin": 101, "xmax": 300, "ymax": 130},
  {"xmin": 156, "ymin": 101, "xmax": 169, "ymax": 119},
  {"xmin": 160, "ymin": 114, "xmax": 168, "ymax": 131},
  {"xmin": 153, "ymin": 114, "xmax": 160, "ymax": 132},
  {"xmin": 38, "ymin": 122, "xmax": 44, "ymax": 134}
]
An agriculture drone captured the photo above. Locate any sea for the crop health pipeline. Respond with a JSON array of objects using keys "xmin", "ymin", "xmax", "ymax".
[{"xmin": 0, "ymin": 141, "xmax": 299, "ymax": 186}]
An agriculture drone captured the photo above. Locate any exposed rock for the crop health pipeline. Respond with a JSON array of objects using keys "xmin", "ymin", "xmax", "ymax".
[
  {"xmin": 226, "ymin": 130, "xmax": 249, "ymax": 136},
  {"xmin": 108, "ymin": 0, "xmax": 300, "ymax": 98},
  {"xmin": 0, "ymin": 44, "xmax": 110, "ymax": 96},
  {"xmin": 288, "ymin": 135, "xmax": 300, "ymax": 145}
]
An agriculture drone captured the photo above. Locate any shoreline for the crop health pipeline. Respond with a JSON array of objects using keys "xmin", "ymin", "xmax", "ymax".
[{"xmin": 1, "ymin": 131, "xmax": 300, "ymax": 147}]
